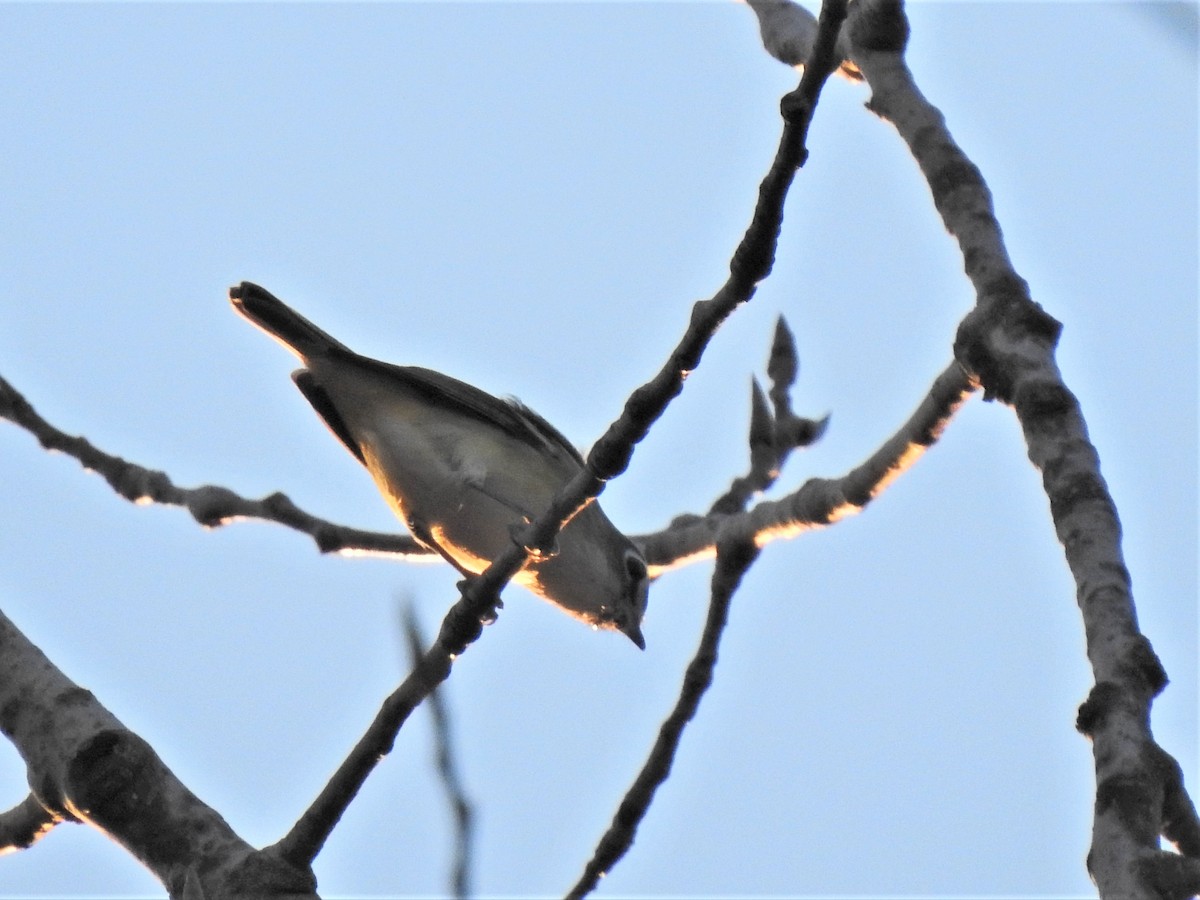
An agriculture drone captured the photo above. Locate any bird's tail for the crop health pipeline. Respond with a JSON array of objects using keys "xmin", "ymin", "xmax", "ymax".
[{"xmin": 229, "ymin": 281, "xmax": 350, "ymax": 360}]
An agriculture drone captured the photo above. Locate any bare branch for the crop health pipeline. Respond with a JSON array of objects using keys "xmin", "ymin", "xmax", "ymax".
[
  {"xmin": 709, "ymin": 316, "xmax": 829, "ymax": 516},
  {"xmin": 273, "ymin": 3, "xmax": 851, "ymax": 865},
  {"xmin": 833, "ymin": 0, "xmax": 1194, "ymax": 893},
  {"xmin": 567, "ymin": 525, "xmax": 760, "ymax": 899},
  {"xmin": 557, "ymin": 7, "xmax": 855, "ymax": 894},
  {"xmin": 421, "ymin": 0, "xmax": 850, "ymax": 656},
  {"xmin": 1160, "ymin": 744, "xmax": 1200, "ymax": 857},
  {"xmin": 2, "ymin": 8, "xmax": 848, "ymax": 878},
  {"xmin": 0, "ymin": 794, "xmax": 62, "ymax": 853},
  {"xmin": 401, "ymin": 605, "xmax": 474, "ymax": 900},
  {"xmin": 271, "ymin": 629, "xmax": 452, "ymax": 869},
  {"xmin": 0, "ymin": 373, "xmax": 427, "ymax": 559},
  {"xmin": 642, "ymin": 359, "xmax": 976, "ymax": 571},
  {"xmin": 0, "ymin": 609, "xmax": 316, "ymax": 898},
  {"xmin": 1140, "ymin": 852, "xmax": 1200, "ymax": 900},
  {"xmin": 743, "ymin": 0, "xmax": 1196, "ymax": 890}
]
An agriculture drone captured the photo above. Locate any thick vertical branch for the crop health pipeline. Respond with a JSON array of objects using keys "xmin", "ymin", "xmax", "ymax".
[{"xmin": 839, "ymin": 1, "xmax": 1195, "ymax": 895}]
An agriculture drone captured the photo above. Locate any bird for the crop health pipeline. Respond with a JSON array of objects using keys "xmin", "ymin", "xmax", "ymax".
[{"xmin": 230, "ymin": 281, "xmax": 648, "ymax": 648}]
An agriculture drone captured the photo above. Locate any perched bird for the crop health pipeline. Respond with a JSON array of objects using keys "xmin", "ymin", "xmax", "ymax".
[{"xmin": 231, "ymin": 282, "xmax": 648, "ymax": 647}]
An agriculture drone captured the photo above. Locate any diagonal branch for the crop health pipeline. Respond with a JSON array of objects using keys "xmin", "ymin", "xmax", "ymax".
[
  {"xmin": 0, "ymin": 374, "xmax": 426, "ymax": 559},
  {"xmin": 427, "ymin": 0, "xmax": 851, "ymax": 655},
  {"xmin": 641, "ymin": 359, "xmax": 977, "ymax": 571},
  {"xmin": 0, "ymin": 609, "xmax": 317, "ymax": 898},
  {"xmin": 566, "ymin": 525, "xmax": 760, "ymax": 900},
  {"xmin": 0, "ymin": 793, "xmax": 62, "ymax": 853},
  {"xmin": 271, "ymin": 0, "xmax": 849, "ymax": 868},
  {"xmin": 401, "ymin": 605, "xmax": 474, "ymax": 900},
  {"xmin": 558, "ymin": 5, "xmax": 851, "ymax": 895},
  {"xmin": 270, "ymin": 633, "xmax": 451, "ymax": 868},
  {"xmin": 831, "ymin": 0, "xmax": 1191, "ymax": 894}
]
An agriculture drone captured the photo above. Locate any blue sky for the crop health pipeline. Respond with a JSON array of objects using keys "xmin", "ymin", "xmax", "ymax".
[{"xmin": 0, "ymin": 2, "xmax": 1195, "ymax": 897}]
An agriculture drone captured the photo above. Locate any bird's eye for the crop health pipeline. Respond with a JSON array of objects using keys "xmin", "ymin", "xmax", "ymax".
[{"xmin": 625, "ymin": 550, "xmax": 647, "ymax": 582}]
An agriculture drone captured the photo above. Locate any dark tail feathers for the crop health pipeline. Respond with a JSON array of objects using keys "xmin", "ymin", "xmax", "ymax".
[{"xmin": 229, "ymin": 282, "xmax": 348, "ymax": 360}]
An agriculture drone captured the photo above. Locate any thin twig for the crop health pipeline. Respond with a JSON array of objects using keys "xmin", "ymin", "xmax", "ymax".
[
  {"xmin": 641, "ymin": 359, "xmax": 977, "ymax": 572},
  {"xmin": 566, "ymin": 526, "xmax": 760, "ymax": 899},
  {"xmin": 0, "ymin": 794, "xmax": 62, "ymax": 853},
  {"xmin": 0, "ymin": 374, "xmax": 426, "ymax": 559},
  {"xmin": 401, "ymin": 605, "xmax": 474, "ymax": 900},
  {"xmin": 270, "ymin": 637, "xmax": 451, "ymax": 867},
  {"xmin": 708, "ymin": 316, "xmax": 829, "ymax": 516},
  {"xmin": 558, "ymin": 5, "xmax": 852, "ymax": 895}
]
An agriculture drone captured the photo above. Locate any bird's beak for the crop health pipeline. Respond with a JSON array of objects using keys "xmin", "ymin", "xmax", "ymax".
[{"xmin": 621, "ymin": 619, "xmax": 646, "ymax": 651}]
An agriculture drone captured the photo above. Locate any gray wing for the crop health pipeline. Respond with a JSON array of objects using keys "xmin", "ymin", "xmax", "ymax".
[
  {"xmin": 366, "ymin": 360, "xmax": 586, "ymax": 469},
  {"xmin": 295, "ymin": 351, "xmax": 586, "ymax": 483},
  {"xmin": 231, "ymin": 281, "xmax": 586, "ymax": 474}
]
